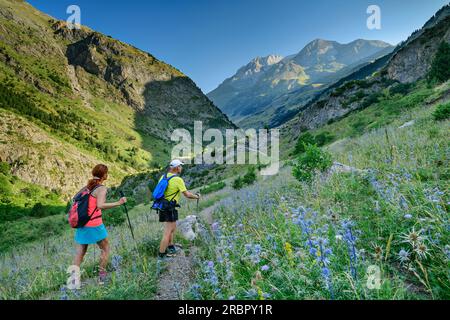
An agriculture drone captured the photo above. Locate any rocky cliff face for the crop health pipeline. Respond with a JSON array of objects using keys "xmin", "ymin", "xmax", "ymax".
[
  {"xmin": 283, "ymin": 4, "xmax": 450, "ymax": 140},
  {"xmin": 64, "ymin": 30, "xmax": 181, "ymax": 112},
  {"xmin": 60, "ymin": 25, "xmax": 233, "ymax": 141},
  {"xmin": 235, "ymin": 55, "xmax": 284, "ymax": 86},
  {"xmin": 207, "ymin": 54, "xmax": 283, "ymax": 113},
  {"xmin": 208, "ymin": 39, "xmax": 393, "ymax": 128},
  {"xmin": 387, "ymin": 6, "xmax": 450, "ymax": 83},
  {"xmin": 0, "ymin": 112, "xmax": 110, "ymax": 196},
  {"xmin": 0, "ymin": 0, "xmax": 234, "ymax": 197}
]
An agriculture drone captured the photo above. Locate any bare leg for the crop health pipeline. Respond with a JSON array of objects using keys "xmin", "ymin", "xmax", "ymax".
[
  {"xmin": 97, "ymin": 238, "xmax": 110, "ymax": 272},
  {"xmin": 169, "ymin": 225, "xmax": 176, "ymax": 246},
  {"xmin": 159, "ymin": 222, "xmax": 176, "ymax": 253},
  {"xmin": 73, "ymin": 244, "xmax": 88, "ymax": 267}
]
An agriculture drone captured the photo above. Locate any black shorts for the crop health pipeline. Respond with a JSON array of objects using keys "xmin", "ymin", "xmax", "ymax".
[{"xmin": 159, "ymin": 209, "xmax": 179, "ymax": 223}]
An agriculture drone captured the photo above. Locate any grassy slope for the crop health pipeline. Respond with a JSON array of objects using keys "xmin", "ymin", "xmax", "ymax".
[
  {"xmin": 0, "ymin": 21, "xmax": 163, "ymax": 174},
  {"xmin": 0, "ymin": 0, "xmax": 448, "ymax": 300},
  {"xmin": 0, "ymin": 0, "xmax": 182, "ymax": 250},
  {"xmin": 281, "ymin": 81, "xmax": 448, "ymax": 157},
  {"xmin": 0, "ymin": 80, "xmax": 447, "ymax": 299},
  {"xmin": 189, "ymin": 82, "xmax": 449, "ymax": 300},
  {"xmin": 0, "ymin": 204, "xmax": 159, "ymax": 299}
]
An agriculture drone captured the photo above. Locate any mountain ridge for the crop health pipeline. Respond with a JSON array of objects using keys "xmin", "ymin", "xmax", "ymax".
[
  {"xmin": 0, "ymin": 0, "xmax": 234, "ymax": 197},
  {"xmin": 208, "ymin": 38, "xmax": 394, "ymax": 128},
  {"xmin": 282, "ymin": 4, "xmax": 450, "ymax": 142}
]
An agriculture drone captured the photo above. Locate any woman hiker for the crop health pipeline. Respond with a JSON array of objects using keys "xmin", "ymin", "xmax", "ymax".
[{"xmin": 72, "ymin": 164, "xmax": 127, "ymax": 284}]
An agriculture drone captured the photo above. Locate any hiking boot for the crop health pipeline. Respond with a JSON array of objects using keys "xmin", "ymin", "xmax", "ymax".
[
  {"xmin": 158, "ymin": 251, "xmax": 174, "ymax": 261},
  {"xmin": 167, "ymin": 245, "xmax": 180, "ymax": 255}
]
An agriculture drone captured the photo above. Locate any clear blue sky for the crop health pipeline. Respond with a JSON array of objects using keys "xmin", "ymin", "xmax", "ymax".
[{"xmin": 27, "ymin": 0, "xmax": 449, "ymax": 93}]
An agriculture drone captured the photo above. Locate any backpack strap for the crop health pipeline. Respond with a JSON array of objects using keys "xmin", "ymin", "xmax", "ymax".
[
  {"xmin": 87, "ymin": 185, "xmax": 104, "ymax": 221},
  {"xmin": 89, "ymin": 184, "xmax": 103, "ymax": 195},
  {"xmin": 167, "ymin": 190, "xmax": 180, "ymax": 202},
  {"xmin": 165, "ymin": 174, "xmax": 180, "ymax": 202},
  {"xmin": 166, "ymin": 174, "xmax": 177, "ymax": 181}
]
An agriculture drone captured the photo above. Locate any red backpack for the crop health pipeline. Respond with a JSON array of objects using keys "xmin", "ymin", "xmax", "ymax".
[{"xmin": 68, "ymin": 185, "xmax": 101, "ymax": 228}]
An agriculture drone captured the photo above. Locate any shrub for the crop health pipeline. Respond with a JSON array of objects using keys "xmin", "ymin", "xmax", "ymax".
[
  {"xmin": 103, "ymin": 206, "xmax": 126, "ymax": 226},
  {"xmin": 200, "ymin": 182, "xmax": 226, "ymax": 195},
  {"xmin": 355, "ymin": 90, "xmax": 366, "ymax": 100},
  {"xmin": 314, "ymin": 132, "xmax": 335, "ymax": 147},
  {"xmin": 350, "ymin": 118, "xmax": 369, "ymax": 134},
  {"xmin": 294, "ymin": 132, "xmax": 335, "ymax": 155},
  {"xmin": 21, "ymin": 186, "xmax": 41, "ymax": 199},
  {"xmin": 242, "ymin": 167, "xmax": 257, "ymax": 186},
  {"xmin": 361, "ymin": 93, "xmax": 382, "ymax": 109},
  {"xmin": 30, "ymin": 203, "xmax": 47, "ymax": 218},
  {"xmin": 232, "ymin": 168, "xmax": 257, "ymax": 190},
  {"xmin": 294, "ymin": 132, "xmax": 315, "ymax": 154},
  {"xmin": 0, "ymin": 174, "xmax": 13, "ymax": 197},
  {"xmin": 292, "ymin": 144, "xmax": 333, "ymax": 182},
  {"xmin": 232, "ymin": 176, "xmax": 244, "ymax": 190},
  {"xmin": 428, "ymin": 41, "xmax": 450, "ymax": 84},
  {"xmin": 316, "ymin": 100, "xmax": 327, "ymax": 109},
  {"xmin": 433, "ymin": 102, "xmax": 450, "ymax": 121},
  {"xmin": 0, "ymin": 161, "xmax": 11, "ymax": 176},
  {"xmin": 390, "ymin": 83, "xmax": 413, "ymax": 96}
]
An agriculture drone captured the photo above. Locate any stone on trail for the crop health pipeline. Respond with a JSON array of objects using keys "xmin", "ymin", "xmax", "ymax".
[
  {"xmin": 177, "ymin": 215, "xmax": 198, "ymax": 241},
  {"xmin": 329, "ymin": 162, "xmax": 365, "ymax": 174},
  {"xmin": 399, "ymin": 120, "xmax": 415, "ymax": 129}
]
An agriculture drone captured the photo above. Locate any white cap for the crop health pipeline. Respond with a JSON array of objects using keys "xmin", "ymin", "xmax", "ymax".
[{"xmin": 169, "ymin": 159, "xmax": 184, "ymax": 168}]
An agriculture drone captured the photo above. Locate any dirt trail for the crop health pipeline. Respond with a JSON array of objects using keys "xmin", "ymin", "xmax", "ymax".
[
  {"xmin": 154, "ymin": 247, "xmax": 198, "ymax": 300},
  {"xmin": 154, "ymin": 197, "xmax": 222, "ymax": 300},
  {"xmin": 200, "ymin": 202, "xmax": 220, "ymax": 225}
]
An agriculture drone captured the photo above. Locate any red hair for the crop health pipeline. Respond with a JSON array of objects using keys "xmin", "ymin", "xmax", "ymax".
[{"xmin": 87, "ymin": 164, "xmax": 108, "ymax": 191}]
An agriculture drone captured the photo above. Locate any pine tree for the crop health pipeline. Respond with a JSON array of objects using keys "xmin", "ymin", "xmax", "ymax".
[{"xmin": 429, "ymin": 42, "xmax": 450, "ymax": 83}]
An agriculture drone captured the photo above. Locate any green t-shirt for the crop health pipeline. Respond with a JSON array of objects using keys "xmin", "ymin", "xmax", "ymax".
[{"xmin": 158, "ymin": 173, "xmax": 187, "ymax": 204}]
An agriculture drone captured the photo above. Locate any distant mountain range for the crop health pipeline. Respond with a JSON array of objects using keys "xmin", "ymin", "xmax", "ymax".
[
  {"xmin": 282, "ymin": 4, "xmax": 450, "ymax": 142},
  {"xmin": 208, "ymin": 39, "xmax": 394, "ymax": 128}
]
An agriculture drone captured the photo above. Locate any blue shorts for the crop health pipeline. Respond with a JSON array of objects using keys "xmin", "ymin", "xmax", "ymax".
[{"xmin": 75, "ymin": 224, "xmax": 108, "ymax": 245}]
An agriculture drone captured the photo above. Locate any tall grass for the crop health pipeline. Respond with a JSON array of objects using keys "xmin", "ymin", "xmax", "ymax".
[
  {"xmin": 189, "ymin": 96, "xmax": 449, "ymax": 300},
  {"xmin": 1, "ymin": 79, "xmax": 448, "ymax": 300},
  {"xmin": 0, "ymin": 205, "xmax": 160, "ymax": 300}
]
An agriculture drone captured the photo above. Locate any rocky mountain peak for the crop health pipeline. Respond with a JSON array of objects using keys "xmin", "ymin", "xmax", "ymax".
[
  {"xmin": 237, "ymin": 54, "xmax": 283, "ymax": 77},
  {"xmin": 297, "ymin": 39, "xmax": 338, "ymax": 59},
  {"xmin": 208, "ymin": 38, "xmax": 394, "ymax": 128},
  {"xmin": 283, "ymin": 4, "xmax": 450, "ymax": 139},
  {"xmin": 293, "ymin": 39, "xmax": 392, "ymax": 67},
  {"xmin": 258, "ymin": 54, "xmax": 284, "ymax": 66}
]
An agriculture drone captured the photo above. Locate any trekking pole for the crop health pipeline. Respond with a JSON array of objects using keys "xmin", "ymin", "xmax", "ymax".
[
  {"xmin": 119, "ymin": 191, "xmax": 135, "ymax": 241},
  {"xmin": 196, "ymin": 193, "xmax": 200, "ymax": 213}
]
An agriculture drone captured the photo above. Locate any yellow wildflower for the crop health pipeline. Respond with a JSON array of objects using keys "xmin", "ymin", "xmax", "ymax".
[
  {"xmin": 258, "ymin": 287, "xmax": 265, "ymax": 300},
  {"xmin": 285, "ymin": 242, "xmax": 294, "ymax": 266}
]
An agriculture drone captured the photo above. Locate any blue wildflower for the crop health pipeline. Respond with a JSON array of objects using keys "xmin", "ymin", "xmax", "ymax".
[
  {"xmin": 245, "ymin": 289, "xmax": 257, "ymax": 299},
  {"xmin": 262, "ymin": 292, "xmax": 272, "ymax": 299},
  {"xmin": 190, "ymin": 283, "xmax": 202, "ymax": 300},
  {"xmin": 341, "ymin": 220, "xmax": 358, "ymax": 280},
  {"xmin": 111, "ymin": 255, "xmax": 123, "ymax": 272}
]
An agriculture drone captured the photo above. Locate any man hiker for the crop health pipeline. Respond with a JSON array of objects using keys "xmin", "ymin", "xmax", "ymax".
[{"xmin": 158, "ymin": 159, "xmax": 200, "ymax": 259}]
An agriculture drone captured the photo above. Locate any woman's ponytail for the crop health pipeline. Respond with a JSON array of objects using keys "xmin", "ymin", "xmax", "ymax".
[{"xmin": 87, "ymin": 164, "xmax": 108, "ymax": 191}]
